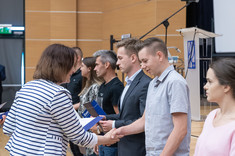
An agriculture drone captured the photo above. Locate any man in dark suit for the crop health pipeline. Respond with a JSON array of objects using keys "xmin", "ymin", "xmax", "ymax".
[
  {"xmin": 100, "ymin": 38, "xmax": 151, "ymax": 156},
  {"xmin": 0, "ymin": 64, "xmax": 6, "ymax": 104}
]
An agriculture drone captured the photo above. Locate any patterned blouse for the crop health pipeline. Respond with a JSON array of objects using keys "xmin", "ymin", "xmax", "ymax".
[{"xmin": 77, "ymin": 83, "xmax": 100, "ymax": 118}]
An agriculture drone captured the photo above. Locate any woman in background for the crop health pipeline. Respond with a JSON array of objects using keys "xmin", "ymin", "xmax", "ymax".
[
  {"xmin": 73, "ymin": 57, "xmax": 103, "ymax": 156},
  {"xmin": 3, "ymin": 44, "xmax": 119, "ymax": 156},
  {"xmin": 73, "ymin": 57, "xmax": 102, "ymax": 117},
  {"xmin": 194, "ymin": 57, "xmax": 235, "ymax": 156}
]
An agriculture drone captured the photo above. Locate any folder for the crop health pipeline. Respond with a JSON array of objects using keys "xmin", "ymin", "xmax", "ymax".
[
  {"xmin": 0, "ymin": 111, "xmax": 8, "ymax": 120},
  {"xmin": 79, "ymin": 116, "xmax": 104, "ymax": 131},
  {"xmin": 0, "ymin": 102, "xmax": 7, "ymax": 109},
  {"xmin": 82, "ymin": 100, "xmax": 106, "ymax": 118}
]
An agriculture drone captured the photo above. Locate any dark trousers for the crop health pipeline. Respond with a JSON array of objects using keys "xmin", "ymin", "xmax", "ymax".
[{"xmin": 70, "ymin": 141, "xmax": 83, "ymax": 156}]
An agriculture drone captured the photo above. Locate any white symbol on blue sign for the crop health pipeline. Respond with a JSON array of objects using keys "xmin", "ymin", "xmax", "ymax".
[{"xmin": 187, "ymin": 40, "xmax": 196, "ymax": 69}]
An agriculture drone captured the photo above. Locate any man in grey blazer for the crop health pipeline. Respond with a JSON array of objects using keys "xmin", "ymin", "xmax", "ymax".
[{"xmin": 100, "ymin": 38, "xmax": 151, "ymax": 156}]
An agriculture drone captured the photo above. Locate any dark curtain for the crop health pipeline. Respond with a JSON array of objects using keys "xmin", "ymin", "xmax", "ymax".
[
  {"xmin": 186, "ymin": 0, "xmax": 214, "ymax": 32},
  {"xmin": 0, "ymin": 0, "xmax": 24, "ymax": 111}
]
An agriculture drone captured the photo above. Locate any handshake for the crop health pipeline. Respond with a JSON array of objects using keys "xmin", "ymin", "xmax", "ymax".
[
  {"xmin": 90, "ymin": 115, "xmax": 125, "ymax": 146},
  {"xmin": 91, "ymin": 116, "xmax": 126, "ymax": 155}
]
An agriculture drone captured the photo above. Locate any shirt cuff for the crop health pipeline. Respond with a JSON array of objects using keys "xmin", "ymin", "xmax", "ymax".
[
  {"xmin": 88, "ymin": 133, "xmax": 98, "ymax": 148},
  {"xmin": 112, "ymin": 121, "xmax": 115, "ymax": 128}
]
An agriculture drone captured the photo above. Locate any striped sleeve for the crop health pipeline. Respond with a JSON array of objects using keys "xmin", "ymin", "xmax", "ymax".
[
  {"xmin": 3, "ymin": 97, "xmax": 18, "ymax": 136},
  {"xmin": 50, "ymin": 90, "xmax": 97, "ymax": 148}
]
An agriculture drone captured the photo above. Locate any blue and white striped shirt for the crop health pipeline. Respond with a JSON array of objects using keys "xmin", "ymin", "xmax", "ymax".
[{"xmin": 3, "ymin": 79, "xmax": 97, "ymax": 156}]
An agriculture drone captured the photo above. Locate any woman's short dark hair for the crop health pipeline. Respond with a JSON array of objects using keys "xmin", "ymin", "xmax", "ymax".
[
  {"xmin": 210, "ymin": 57, "xmax": 235, "ymax": 99},
  {"xmin": 33, "ymin": 44, "xmax": 77, "ymax": 83}
]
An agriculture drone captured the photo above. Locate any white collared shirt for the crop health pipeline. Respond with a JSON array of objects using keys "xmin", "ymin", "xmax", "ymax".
[{"xmin": 112, "ymin": 69, "xmax": 142, "ymax": 128}]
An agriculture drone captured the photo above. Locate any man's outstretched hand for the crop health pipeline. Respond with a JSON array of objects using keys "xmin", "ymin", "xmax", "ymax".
[
  {"xmin": 102, "ymin": 128, "xmax": 124, "ymax": 146},
  {"xmin": 111, "ymin": 127, "xmax": 125, "ymax": 139}
]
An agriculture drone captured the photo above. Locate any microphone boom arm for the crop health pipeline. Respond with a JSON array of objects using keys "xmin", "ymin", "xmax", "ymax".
[{"xmin": 139, "ymin": 1, "xmax": 193, "ymax": 40}]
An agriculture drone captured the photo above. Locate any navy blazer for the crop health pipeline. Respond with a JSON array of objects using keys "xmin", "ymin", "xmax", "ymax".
[{"xmin": 106, "ymin": 70, "xmax": 151, "ymax": 156}]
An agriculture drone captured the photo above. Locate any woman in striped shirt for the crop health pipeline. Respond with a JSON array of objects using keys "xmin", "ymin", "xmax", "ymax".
[{"xmin": 3, "ymin": 44, "xmax": 119, "ymax": 156}]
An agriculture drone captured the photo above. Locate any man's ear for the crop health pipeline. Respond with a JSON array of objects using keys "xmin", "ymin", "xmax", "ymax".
[
  {"xmin": 131, "ymin": 54, "xmax": 138, "ymax": 63},
  {"xmin": 105, "ymin": 62, "xmax": 110, "ymax": 69},
  {"xmin": 156, "ymin": 51, "xmax": 164, "ymax": 61}
]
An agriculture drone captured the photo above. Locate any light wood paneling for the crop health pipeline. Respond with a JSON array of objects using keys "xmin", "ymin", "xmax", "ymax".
[
  {"xmin": 155, "ymin": 1, "xmax": 186, "ymax": 34},
  {"xmin": 25, "ymin": 12, "xmax": 51, "ymax": 39},
  {"xmin": 26, "ymin": 12, "xmax": 76, "ymax": 39},
  {"xmin": 50, "ymin": 0, "xmax": 76, "ymax": 11},
  {"xmin": 25, "ymin": 0, "xmax": 50, "ymax": 11},
  {"xmin": 77, "ymin": 13, "xmax": 102, "ymax": 39},
  {"xmin": 77, "ymin": 0, "xmax": 102, "ymax": 11},
  {"xmin": 25, "ymin": 40, "xmax": 76, "ymax": 82},
  {"xmin": 102, "ymin": 0, "xmax": 156, "ymax": 39},
  {"xmin": 25, "ymin": 41, "xmax": 77, "ymax": 67},
  {"xmin": 25, "ymin": 41, "xmax": 51, "ymax": 67},
  {"xmin": 102, "ymin": 0, "xmax": 147, "ymax": 12},
  {"xmin": 25, "ymin": 68, "xmax": 36, "ymax": 82},
  {"xmin": 50, "ymin": 13, "xmax": 76, "ymax": 39},
  {"xmin": 26, "ymin": 0, "xmax": 76, "ymax": 11},
  {"xmin": 77, "ymin": 41, "xmax": 102, "ymax": 57}
]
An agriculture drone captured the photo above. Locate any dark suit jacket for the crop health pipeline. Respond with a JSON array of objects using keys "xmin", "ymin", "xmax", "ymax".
[{"xmin": 106, "ymin": 70, "xmax": 151, "ymax": 156}]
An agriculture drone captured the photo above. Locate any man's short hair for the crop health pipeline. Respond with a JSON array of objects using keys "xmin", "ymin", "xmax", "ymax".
[
  {"xmin": 72, "ymin": 47, "xmax": 83, "ymax": 58},
  {"xmin": 116, "ymin": 38, "xmax": 143, "ymax": 56},
  {"xmin": 93, "ymin": 49, "xmax": 110, "ymax": 57},
  {"xmin": 140, "ymin": 37, "xmax": 168, "ymax": 57},
  {"xmin": 96, "ymin": 50, "xmax": 117, "ymax": 70}
]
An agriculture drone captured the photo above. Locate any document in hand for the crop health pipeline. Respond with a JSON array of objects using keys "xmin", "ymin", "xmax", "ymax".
[
  {"xmin": 82, "ymin": 100, "xmax": 106, "ymax": 118},
  {"xmin": 0, "ymin": 111, "xmax": 8, "ymax": 120},
  {"xmin": 0, "ymin": 102, "xmax": 7, "ymax": 109},
  {"xmin": 80, "ymin": 116, "xmax": 104, "ymax": 131}
]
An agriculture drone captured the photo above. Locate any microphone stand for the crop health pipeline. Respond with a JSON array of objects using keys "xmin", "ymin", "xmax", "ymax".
[{"xmin": 139, "ymin": 1, "xmax": 193, "ymax": 46}]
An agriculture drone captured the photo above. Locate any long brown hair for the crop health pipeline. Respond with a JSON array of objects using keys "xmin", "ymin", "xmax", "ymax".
[
  {"xmin": 79, "ymin": 57, "xmax": 102, "ymax": 95},
  {"xmin": 33, "ymin": 44, "xmax": 77, "ymax": 83}
]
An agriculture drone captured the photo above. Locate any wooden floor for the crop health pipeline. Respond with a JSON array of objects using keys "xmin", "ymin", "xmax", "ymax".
[{"xmin": 0, "ymin": 105, "xmax": 218, "ymax": 156}]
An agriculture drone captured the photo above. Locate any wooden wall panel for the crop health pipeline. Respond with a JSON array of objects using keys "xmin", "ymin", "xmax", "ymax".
[
  {"xmin": 155, "ymin": 1, "xmax": 186, "ymax": 34},
  {"xmin": 25, "ymin": 40, "xmax": 76, "ymax": 82},
  {"xmin": 25, "ymin": 0, "xmax": 50, "ymax": 11},
  {"xmin": 77, "ymin": 13, "xmax": 102, "ymax": 39},
  {"xmin": 102, "ymin": 1, "xmax": 156, "ymax": 40},
  {"xmin": 77, "ymin": 0, "xmax": 102, "ymax": 11},
  {"xmin": 25, "ymin": 68, "xmax": 36, "ymax": 82},
  {"xmin": 50, "ymin": 13, "xmax": 76, "ymax": 39},
  {"xmin": 102, "ymin": 0, "xmax": 146, "ymax": 12},
  {"xmin": 25, "ymin": 12, "xmax": 51, "ymax": 39},
  {"xmin": 77, "ymin": 41, "xmax": 102, "ymax": 57},
  {"xmin": 25, "ymin": 41, "xmax": 76, "ymax": 67},
  {"xmin": 26, "ymin": 13, "xmax": 76, "ymax": 39},
  {"xmin": 50, "ymin": 0, "xmax": 76, "ymax": 11},
  {"xmin": 26, "ymin": 0, "xmax": 76, "ymax": 11},
  {"xmin": 25, "ymin": 41, "xmax": 50, "ymax": 67},
  {"xmin": 25, "ymin": 0, "xmax": 77, "ymax": 82},
  {"xmin": 25, "ymin": 0, "xmax": 186, "ymax": 82}
]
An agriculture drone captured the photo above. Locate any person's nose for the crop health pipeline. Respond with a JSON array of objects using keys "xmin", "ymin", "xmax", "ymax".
[
  {"xmin": 203, "ymin": 82, "xmax": 208, "ymax": 90},
  {"xmin": 141, "ymin": 63, "xmax": 146, "ymax": 69}
]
